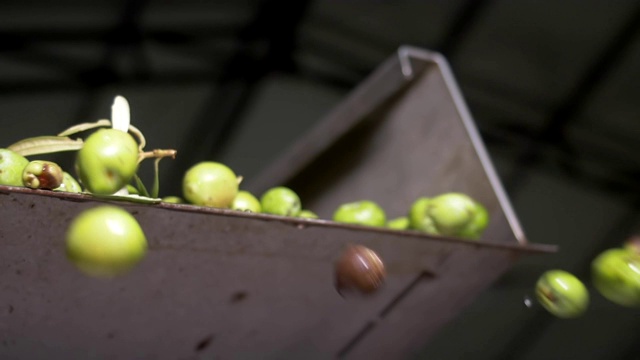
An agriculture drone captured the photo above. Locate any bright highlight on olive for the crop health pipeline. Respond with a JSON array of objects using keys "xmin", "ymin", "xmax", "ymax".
[
  {"xmin": 75, "ymin": 128, "xmax": 139, "ymax": 195},
  {"xmin": 65, "ymin": 205, "xmax": 148, "ymax": 278},
  {"xmin": 591, "ymin": 248, "xmax": 640, "ymax": 308},
  {"xmin": 182, "ymin": 161, "xmax": 239, "ymax": 208},
  {"xmin": 535, "ymin": 270, "xmax": 589, "ymax": 318}
]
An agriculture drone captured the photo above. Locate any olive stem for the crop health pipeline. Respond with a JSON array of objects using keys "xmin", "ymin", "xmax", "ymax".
[
  {"xmin": 128, "ymin": 124, "xmax": 147, "ymax": 152},
  {"xmin": 133, "ymin": 174, "xmax": 150, "ymax": 198},
  {"xmin": 137, "ymin": 149, "xmax": 177, "ymax": 163}
]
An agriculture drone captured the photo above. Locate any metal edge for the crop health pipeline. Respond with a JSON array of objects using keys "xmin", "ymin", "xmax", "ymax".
[
  {"xmin": 396, "ymin": 45, "xmax": 529, "ymax": 245},
  {"xmin": 0, "ymin": 185, "xmax": 555, "ymax": 254},
  {"xmin": 247, "ymin": 48, "xmax": 427, "ymax": 194}
]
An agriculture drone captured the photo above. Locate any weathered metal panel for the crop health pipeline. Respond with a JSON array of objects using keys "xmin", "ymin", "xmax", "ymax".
[{"xmin": 0, "ymin": 46, "xmax": 554, "ymax": 359}]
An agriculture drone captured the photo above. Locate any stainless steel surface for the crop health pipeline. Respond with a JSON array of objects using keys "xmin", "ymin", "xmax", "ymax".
[{"xmin": 0, "ymin": 46, "xmax": 554, "ymax": 359}]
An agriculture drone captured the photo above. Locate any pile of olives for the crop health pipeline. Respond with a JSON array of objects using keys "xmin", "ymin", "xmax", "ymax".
[
  {"xmin": 0, "ymin": 97, "xmax": 176, "ymax": 278},
  {"xmin": 0, "ymin": 95, "xmax": 493, "ymax": 280},
  {"xmin": 4, "ymin": 96, "xmax": 637, "ymax": 317}
]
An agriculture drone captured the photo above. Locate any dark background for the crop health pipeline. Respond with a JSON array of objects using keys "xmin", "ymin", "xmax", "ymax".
[{"xmin": 1, "ymin": 0, "xmax": 639, "ymax": 359}]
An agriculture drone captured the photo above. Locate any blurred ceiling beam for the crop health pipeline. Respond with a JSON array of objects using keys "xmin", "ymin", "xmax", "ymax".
[
  {"xmin": 503, "ymin": 3, "xmax": 640, "ymax": 195},
  {"xmin": 165, "ymin": 0, "xmax": 313, "ymax": 194}
]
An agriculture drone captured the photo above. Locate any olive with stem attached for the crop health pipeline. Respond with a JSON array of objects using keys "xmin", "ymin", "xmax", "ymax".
[{"xmin": 75, "ymin": 128, "xmax": 139, "ymax": 195}]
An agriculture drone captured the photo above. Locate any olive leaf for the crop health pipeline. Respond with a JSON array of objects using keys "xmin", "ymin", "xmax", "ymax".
[
  {"xmin": 7, "ymin": 136, "xmax": 84, "ymax": 156},
  {"xmin": 57, "ymin": 119, "xmax": 112, "ymax": 137},
  {"xmin": 151, "ymin": 157, "xmax": 162, "ymax": 199},
  {"xmin": 111, "ymin": 96, "xmax": 131, "ymax": 133},
  {"xmin": 133, "ymin": 174, "xmax": 150, "ymax": 198}
]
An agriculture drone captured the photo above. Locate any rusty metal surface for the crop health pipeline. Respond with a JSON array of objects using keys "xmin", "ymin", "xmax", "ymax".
[{"xmin": 0, "ymin": 46, "xmax": 554, "ymax": 360}]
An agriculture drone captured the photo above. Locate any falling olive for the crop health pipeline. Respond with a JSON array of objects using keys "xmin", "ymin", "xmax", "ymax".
[{"xmin": 334, "ymin": 244, "xmax": 386, "ymax": 296}]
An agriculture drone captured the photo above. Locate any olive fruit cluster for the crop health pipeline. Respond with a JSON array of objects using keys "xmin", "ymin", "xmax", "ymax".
[
  {"xmin": 1, "ymin": 96, "xmax": 180, "ymax": 278},
  {"xmin": 180, "ymin": 161, "xmax": 318, "ymax": 219},
  {"xmin": 329, "ymin": 192, "xmax": 489, "ymax": 241},
  {"xmin": 0, "ymin": 148, "xmax": 82, "ymax": 193}
]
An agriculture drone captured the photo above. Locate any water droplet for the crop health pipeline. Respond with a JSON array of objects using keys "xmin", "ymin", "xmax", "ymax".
[{"xmin": 523, "ymin": 295, "xmax": 534, "ymax": 308}]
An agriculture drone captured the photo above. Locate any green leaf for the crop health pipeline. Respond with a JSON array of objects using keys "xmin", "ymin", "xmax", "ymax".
[
  {"xmin": 151, "ymin": 157, "xmax": 162, "ymax": 199},
  {"xmin": 133, "ymin": 173, "xmax": 150, "ymax": 198},
  {"xmin": 7, "ymin": 136, "xmax": 84, "ymax": 156},
  {"xmin": 57, "ymin": 119, "xmax": 111, "ymax": 137},
  {"xmin": 111, "ymin": 96, "xmax": 130, "ymax": 132}
]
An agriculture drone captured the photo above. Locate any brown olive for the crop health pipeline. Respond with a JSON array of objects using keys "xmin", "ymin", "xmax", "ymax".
[
  {"xmin": 22, "ymin": 160, "xmax": 64, "ymax": 190},
  {"xmin": 334, "ymin": 244, "xmax": 386, "ymax": 296}
]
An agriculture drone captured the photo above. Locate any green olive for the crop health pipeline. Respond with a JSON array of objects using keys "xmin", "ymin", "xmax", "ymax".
[
  {"xmin": 458, "ymin": 202, "xmax": 490, "ymax": 240},
  {"xmin": 333, "ymin": 200, "xmax": 386, "ymax": 227},
  {"xmin": 65, "ymin": 205, "xmax": 147, "ymax": 278},
  {"xmin": 22, "ymin": 160, "xmax": 64, "ymax": 190},
  {"xmin": 182, "ymin": 161, "xmax": 238, "ymax": 208},
  {"xmin": 231, "ymin": 190, "xmax": 261, "ymax": 212},
  {"xmin": 428, "ymin": 193, "xmax": 477, "ymax": 236},
  {"xmin": 298, "ymin": 209, "xmax": 319, "ymax": 219},
  {"xmin": 409, "ymin": 193, "xmax": 489, "ymax": 239},
  {"xmin": 161, "ymin": 196, "xmax": 183, "ymax": 204},
  {"xmin": 535, "ymin": 270, "xmax": 589, "ymax": 318},
  {"xmin": 126, "ymin": 184, "xmax": 139, "ymax": 195},
  {"xmin": 54, "ymin": 171, "xmax": 82, "ymax": 193},
  {"xmin": 387, "ymin": 216, "xmax": 409, "ymax": 230},
  {"xmin": 592, "ymin": 248, "xmax": 640, "ymax": 308},
  {"xmin": 408, "ymin": 197, "xmax": 439, "ymax": 234},
  {"xmin": 260, "ymin": 186, "xmax": 301, "ymax": 216},
  {"xmin": 0, "ymin": 149, "xmax": 29, "ymax": 186},
  {"xmin": 75, "ymin": 128, "xmax": 139, "ymax": 195}
]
